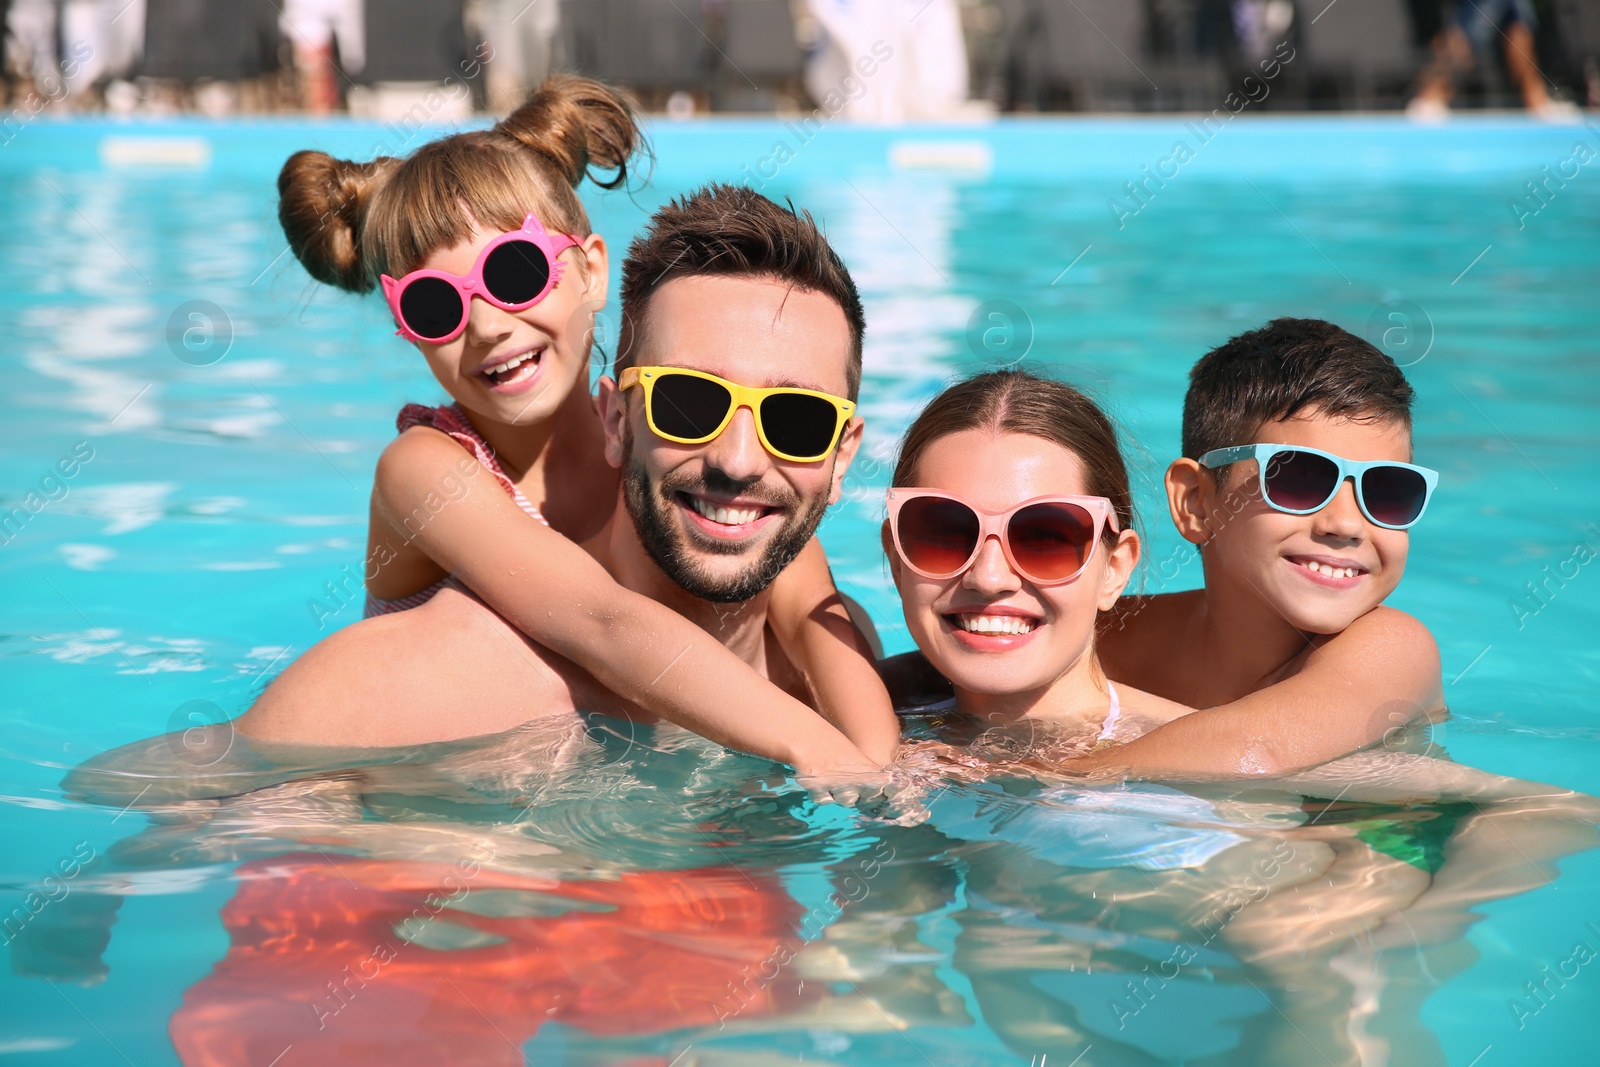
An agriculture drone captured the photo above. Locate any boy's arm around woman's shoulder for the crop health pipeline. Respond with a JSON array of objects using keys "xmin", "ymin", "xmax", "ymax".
[{"xmin": 1066, "ymin": 606, "xmax": 1445, "ymax": 780}]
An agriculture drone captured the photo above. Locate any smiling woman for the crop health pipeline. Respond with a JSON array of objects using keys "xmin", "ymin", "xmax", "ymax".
[{"xmin": 882, "ymin": 369, "xmax": 1189, "ymax": 739}]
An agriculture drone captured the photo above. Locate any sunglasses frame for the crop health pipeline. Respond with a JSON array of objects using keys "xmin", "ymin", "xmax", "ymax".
[
  {"xmin": 617, "ymin": 366, "xmax": 856, "ymax": 464},
  {"xmin": 380, "ymin": 213, "xmax": 583, "ymax": 345},
  {"xmin": 885, "ymin": 488, "xmax": 1119, "ymax": 586},
  {"xmin": 1198, "ymin": 443, "xmax": 1439, "ymax": 530}
]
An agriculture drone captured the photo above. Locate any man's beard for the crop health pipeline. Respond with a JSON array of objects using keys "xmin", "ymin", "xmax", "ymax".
[{"xmin": 622, "ymin": 437, "xmax": 829, "ymax": 604}]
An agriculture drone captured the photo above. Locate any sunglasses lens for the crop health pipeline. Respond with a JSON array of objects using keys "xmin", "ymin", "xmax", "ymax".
[
  {"xmin": 1008, "ymin": 502, "xmax": 1097, "ymax": 581},
  {"xmin": 1361, "ymin": 465, "xmax": 1429, "ymax": 527},
  {"xmin": 398, "ymin": 276, "xmax": 465, "ymax": 341},
  {"xmin": 897, "ymin": 497, "xmax": 980, "ymax": 578},
  {"xmin": 482, "ymin": 239, "xmax": 552, "ymax": 305},
  {"xmin": 1262, "ymin": 450, "xmax": 1340, "ymax": 511},
  {"xmin": 650, "ymin": 373, "xmax": 734, "ymax": 441},
  {"xmin": 758, "ymin": 392, "xmax": 842, "ymax": 459}
]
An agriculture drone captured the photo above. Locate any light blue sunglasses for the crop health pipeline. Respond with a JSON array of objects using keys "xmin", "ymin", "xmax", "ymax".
[{"xmin": 1199, "ymin": 443, "xmax": 1438, "ymax": 530}]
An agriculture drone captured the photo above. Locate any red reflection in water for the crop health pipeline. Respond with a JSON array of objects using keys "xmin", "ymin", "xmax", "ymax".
[{"xmin": 170, "ymin": 852, "xmax": 809, "ymax": 1066}]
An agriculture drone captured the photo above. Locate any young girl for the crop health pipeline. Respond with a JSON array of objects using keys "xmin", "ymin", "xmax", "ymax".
[{"xmin": 270, "ymin": 76, "xmax": 896, "ymax": 770}]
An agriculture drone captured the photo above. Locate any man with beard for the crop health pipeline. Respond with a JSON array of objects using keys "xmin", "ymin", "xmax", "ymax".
[{"xmin": 236, "ymin": 185, "xmax": 886, "ymax": 773}]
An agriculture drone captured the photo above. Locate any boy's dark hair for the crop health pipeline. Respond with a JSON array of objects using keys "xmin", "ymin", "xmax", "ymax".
[
  {"xmin": 616, "ymin": 183, "xmax": 866, "ymax": 400},
  {"xmin": 1182, "ymin": 317, "xmax": 1415, "ymax": 460}
]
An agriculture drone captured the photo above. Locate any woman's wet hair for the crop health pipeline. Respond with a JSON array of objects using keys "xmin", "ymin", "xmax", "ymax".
[
  {"xmin": 276, "ymin": 74, "xmax": 645, "ymax": 293},
  {"xmin": 892, "ymin": 370, "xmax": 1134, "ymax": 543}
]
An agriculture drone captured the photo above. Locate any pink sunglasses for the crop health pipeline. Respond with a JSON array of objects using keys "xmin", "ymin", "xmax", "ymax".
[
  {"xmin": 886, "ymin": 488, "xmax": 1119, "ymax": 586},
  {"xmin": 379, "ymin": 213, "xmax": 582, "ymax": 344}
]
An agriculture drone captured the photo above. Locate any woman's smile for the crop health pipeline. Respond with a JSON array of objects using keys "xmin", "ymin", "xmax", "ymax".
[{"xmin": 942, "ymin": 604, "xmax": 1045, "ymax": 650}]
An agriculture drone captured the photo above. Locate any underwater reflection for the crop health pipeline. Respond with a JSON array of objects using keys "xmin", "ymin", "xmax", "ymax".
[
  {"xmin": 170, "ymin": 854, "xmax": 810, "ymax": 1067},
  {"xmin": 34, "ymin": 715, "xmax": 1600, "ymax": 1067}
]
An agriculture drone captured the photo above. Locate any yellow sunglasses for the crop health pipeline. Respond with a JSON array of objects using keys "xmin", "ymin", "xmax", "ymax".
[{"xmin": 618, "ymin": 366, "xmax": 855, "ymax": 463}]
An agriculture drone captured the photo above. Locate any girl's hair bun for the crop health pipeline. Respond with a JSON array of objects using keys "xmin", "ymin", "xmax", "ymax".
[
  {"xmin": 276, "ymin": 149, "xmax": 398, "ymax": 292},
  {"xmin": 494, "ymin": 74, "xmax": 643, "ymax": 192},
  {"xmin": 276, "ymin": 77, "xmax": 643, "ymax": 294}
]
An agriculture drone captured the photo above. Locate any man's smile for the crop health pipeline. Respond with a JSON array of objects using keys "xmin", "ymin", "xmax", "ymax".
[{"xmin": 677, "ymin": 491, "xmax": 783, "ymax": 539}]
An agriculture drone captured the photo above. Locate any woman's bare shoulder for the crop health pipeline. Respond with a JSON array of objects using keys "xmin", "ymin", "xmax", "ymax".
[{"xmin": 1113, "ymin": 682, "xmax": 1197, "ymax": 735}]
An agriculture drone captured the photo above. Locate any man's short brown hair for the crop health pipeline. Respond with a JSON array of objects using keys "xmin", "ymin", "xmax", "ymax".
[
  {"xmin": 615, "ymin": 183, "xmax": 866, "ymax": 400},
  {"xmin": 1182, "ymin": 317, "xmax": 1416, "ymax": 461}
]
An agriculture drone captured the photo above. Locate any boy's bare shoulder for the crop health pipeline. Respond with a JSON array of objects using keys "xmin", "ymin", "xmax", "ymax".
[
  {"xmin": 1314, "ymin": 605, "xmax": 1440, "ymax": 664},
  {"xmin": 1104, "ymin": 589, "xmax": 1204, "ymax": 630},
  {"xmin": 1100, "ymin": 589, "xmax": 1204, "ymax": 674},
  {"xmin": 1284, "ymin": 605, "xmax": 1445, "ymax": 718}
]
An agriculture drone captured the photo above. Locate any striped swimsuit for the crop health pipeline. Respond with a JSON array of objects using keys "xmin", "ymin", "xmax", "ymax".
[{"xmin": 363, "ymin": 402, "xmax": 548, "ymax": 617}]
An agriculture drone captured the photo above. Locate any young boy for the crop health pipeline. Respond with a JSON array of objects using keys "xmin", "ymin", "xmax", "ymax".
[{"xmin": 1084, "ymin": 317, "xmax": 1445, "ymax": 777}]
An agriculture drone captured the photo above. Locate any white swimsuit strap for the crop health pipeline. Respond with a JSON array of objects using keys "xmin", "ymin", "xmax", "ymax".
[{"xmin": 1099, "ymin": 682, "xmax": 1122, "ymax": 740}]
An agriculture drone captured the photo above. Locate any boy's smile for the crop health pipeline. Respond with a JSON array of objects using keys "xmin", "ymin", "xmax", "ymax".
[
  {"xmin": 1200, "ymin": 408, "xmax": 1414, "ymax": 635},
  {"xmin": 1286, "ymin": 553, "xmax": 1368, "ymax": 587}
]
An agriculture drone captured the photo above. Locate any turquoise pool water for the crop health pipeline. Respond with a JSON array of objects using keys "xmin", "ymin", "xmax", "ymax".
[{"xmin": 2, "ymin": 116, "xmax": 1598, "ymax": 1065}]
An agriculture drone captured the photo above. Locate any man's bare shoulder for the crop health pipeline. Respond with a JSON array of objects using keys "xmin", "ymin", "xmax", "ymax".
[{"xmin": 238, "ymin": 588, "xmax": 581, "ymax": 748}]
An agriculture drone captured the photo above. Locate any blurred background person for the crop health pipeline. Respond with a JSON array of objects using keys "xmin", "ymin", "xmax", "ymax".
[
  {"xmin": 4, "ymin": 0, "xmax": 57, "ymax": 101},
  {"xmin": 476, "ymin": 0, "xmax": 559, "ymax": 113},
  {"xmin": 803, "ymin": 0, "xmax": 970, "ymax": 122},
  {"xmin": 282, "ymin": 0, "xmax": 362, "ymax": 113},
  {"xmin": 1408, "ymin": 0, "xmax": 1579, "ymax": 118},
  {"xmin": 58, "ymin": 0, "xmax": 145, "ymax": 103}
]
